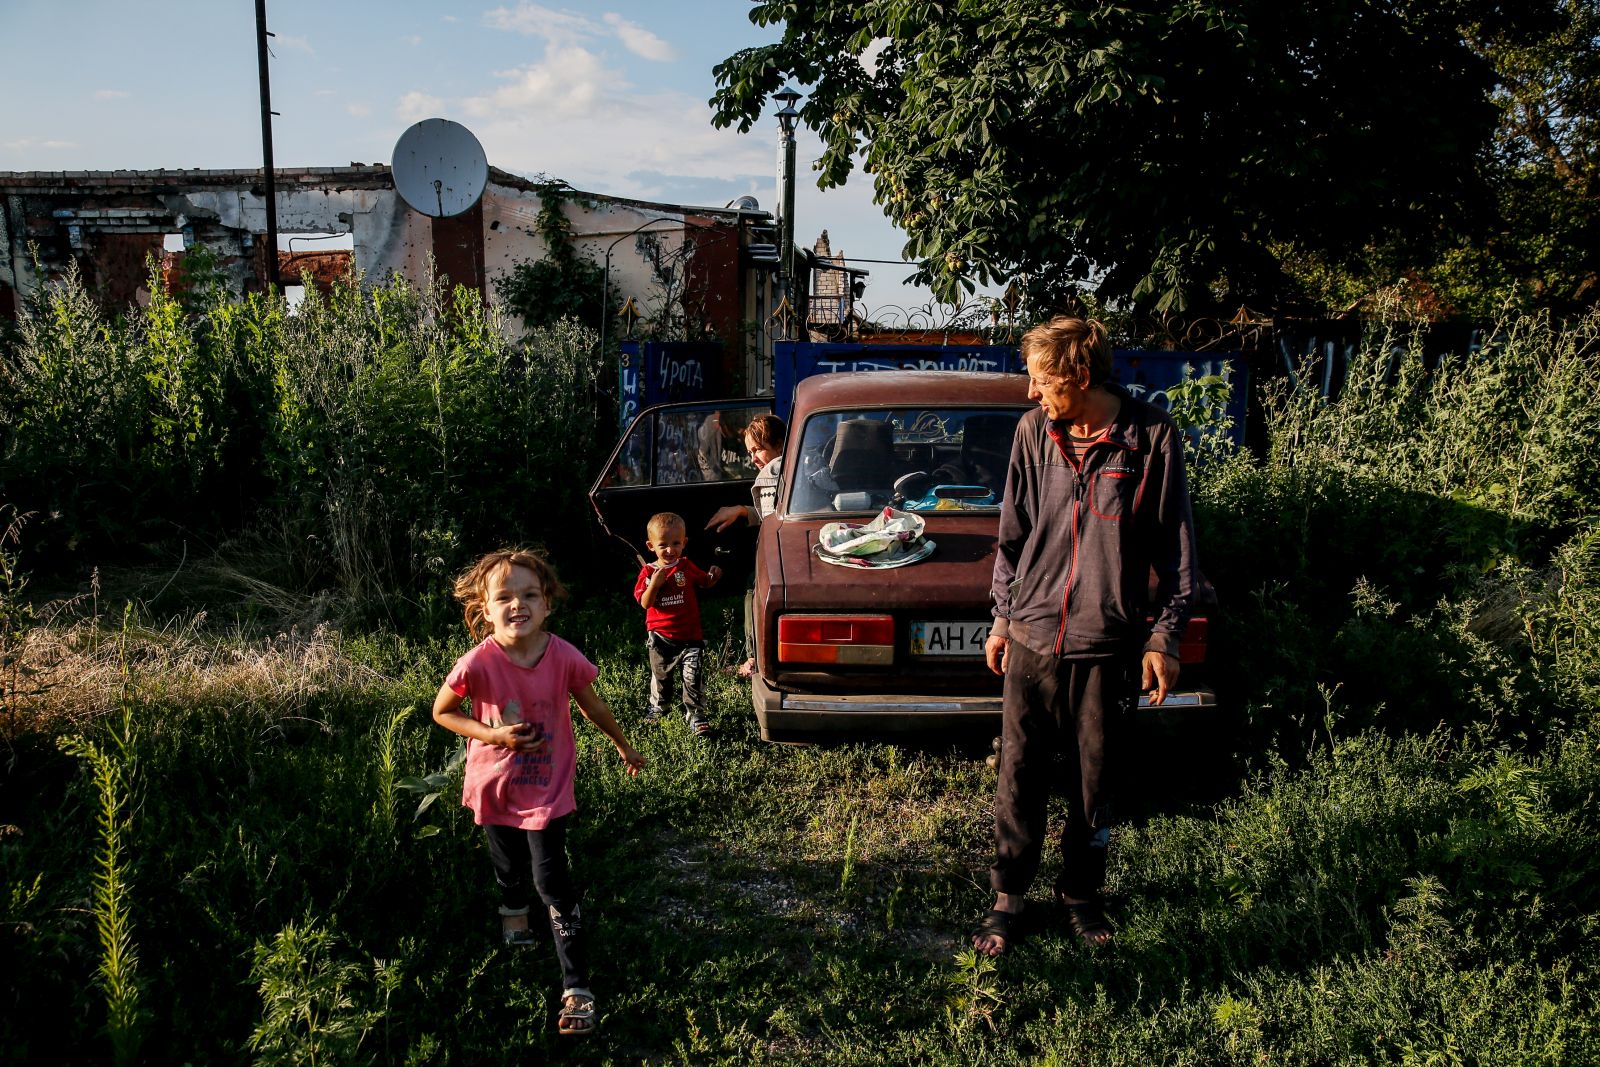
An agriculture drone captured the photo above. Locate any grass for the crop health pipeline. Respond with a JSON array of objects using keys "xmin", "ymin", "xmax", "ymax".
[
  {"xmin": 3, "ymin": 589, "xmax": 1596, "ymax": 1065},
  {"xmin": 4, "ymin": 304, "xmax": 1598, "ymax": 1062}
]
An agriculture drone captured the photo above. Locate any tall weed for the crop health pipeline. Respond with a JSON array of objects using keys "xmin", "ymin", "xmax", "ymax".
[
  {"xmin": 1192, "ymin": 308, "xmax": 1600, "ymax": 746},
  {"xmin": 57, "ymin": 724, "xmax": 144, "ymax": 1065},
  {"xmin": 1, "ymin": 256, "xmax": 609, "ymax": 622},
  {"xmin": 1500, "ymin": 522, "xmax": 1600, "ymax": 707},
  {"xmin": 0, "ymin": 262, "xmax": 147, "ymax": 557},
  {"xmin": 1259, "ymin": 308, "xmax": 1600, "ymax": 556},
  {"xmin": 248, "ymin": 920, "xmax": 378, "ymax": 1066},
  {"xmin": 0, "ymin": 506, "xmax": 38, "ymax": 743}
]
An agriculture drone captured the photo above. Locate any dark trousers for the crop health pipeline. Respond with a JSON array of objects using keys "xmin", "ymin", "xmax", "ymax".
[
  {"xmin": 990, "ymin": 642, "xmax": 1135, "ymax": 901},
  {"xmin": 484, "ymin": 817, "xmax": 588, "ymax": 992},
  {"xmin": 646, "ymin": 632, "xmax": 705, "ymax": 722}
]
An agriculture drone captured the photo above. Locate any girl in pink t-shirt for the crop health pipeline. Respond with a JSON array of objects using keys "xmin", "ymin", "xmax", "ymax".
[{"xmin": 432, "ymin": 548, "xmax": 645, "ymax": 1037}]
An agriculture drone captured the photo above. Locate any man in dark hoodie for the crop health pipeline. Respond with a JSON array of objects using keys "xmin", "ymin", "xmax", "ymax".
[{"xmin": 974, "ymin": 317, "xmax": 1198, "ymax": 955}]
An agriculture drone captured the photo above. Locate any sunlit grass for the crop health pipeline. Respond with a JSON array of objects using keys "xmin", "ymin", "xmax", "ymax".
[
  {"xmin": 5, "ymin": 588, "xmax": 1596, "ymax": 1064},
  {"xmin": 4, "ymin": 301, "xmax": 1599, "ymax": 1061}
]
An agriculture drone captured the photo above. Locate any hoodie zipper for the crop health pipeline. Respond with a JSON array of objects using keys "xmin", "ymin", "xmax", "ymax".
[
  {"xmin": 1050, "ymin": 433, "xmax": 1137, "ymax": 656},
  {"xmin": 1054, "ymin": 474, "xmax": 1086, "ymax": 655}
]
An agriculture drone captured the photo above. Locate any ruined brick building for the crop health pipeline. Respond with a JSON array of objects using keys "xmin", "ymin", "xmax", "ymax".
[{"xmin": 0, "ymin": 165, "xmax": 790, "ymax": 390}]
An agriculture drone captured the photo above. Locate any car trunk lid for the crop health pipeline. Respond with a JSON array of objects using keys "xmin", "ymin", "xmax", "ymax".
[{"xmin": 774, "ymin": 517, "xmax": 999, "ymax": 611}]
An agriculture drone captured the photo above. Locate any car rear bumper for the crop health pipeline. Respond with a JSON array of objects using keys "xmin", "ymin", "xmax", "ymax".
[
  {"xmin": 752, "ymin": 673, "xmax": 1003, "ymax": 739},
  {"xmin": 751, "ymin": 673, "xmax": 1218, "ymax": 741}
]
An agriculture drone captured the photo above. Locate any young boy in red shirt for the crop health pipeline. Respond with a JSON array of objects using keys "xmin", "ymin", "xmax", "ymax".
[{"xmin": 634, "ymin": 512, "xmax": 722, "ymax": 738}]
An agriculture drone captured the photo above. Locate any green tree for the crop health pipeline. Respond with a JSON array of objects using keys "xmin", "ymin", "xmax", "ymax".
[
  {"xmin": 1461, "ymin": 0, "xmax": 1599, "ymax": 312},
  {"xmin": 712, "ymin": 1, "xmax": 1543, "ymax": 313},
  {"xmin": 1279, "ymin": 1, "xmax": 1600, "ymax": 317}
]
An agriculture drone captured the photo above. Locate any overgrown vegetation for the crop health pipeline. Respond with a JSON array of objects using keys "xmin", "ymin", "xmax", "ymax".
[
  {"xmin": 2, "ymin": 294, "xmax": 1597, "ymax": 1062},
  {"xmin": 492, "ymin": 182, "xmax": 610, "ymax": 338},
  {"xmin": 1194, "ymin": 306, "xmax": 1600, "ymax": 746},
  {"xmin": 0, "ymin": 254, "xmax": 609, "ymax": 625}
]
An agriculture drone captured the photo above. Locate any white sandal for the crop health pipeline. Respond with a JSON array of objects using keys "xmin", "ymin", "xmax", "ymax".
[{"xmin": 558, "ymin": 987, "xmax": 597, "ymax": 1036}]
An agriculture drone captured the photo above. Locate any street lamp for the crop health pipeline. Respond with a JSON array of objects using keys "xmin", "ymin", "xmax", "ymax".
[
  {"xmin": 773, "ymin": 85, "xmax": 801, "ymax": 339},
  {"xmin": 774, "ymin": 85, "xmax": 801, "ymax": 132}
]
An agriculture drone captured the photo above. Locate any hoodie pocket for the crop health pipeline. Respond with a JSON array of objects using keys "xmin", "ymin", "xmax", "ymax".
[{"xmin": 1088, "ymin": 469, "xmax": 1137, "ymax": 521}]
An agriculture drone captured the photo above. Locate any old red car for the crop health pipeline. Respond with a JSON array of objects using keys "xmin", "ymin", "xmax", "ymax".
[{"xmin": 591, "ymin": 370, "xmax": 1214, "ymax": 741}]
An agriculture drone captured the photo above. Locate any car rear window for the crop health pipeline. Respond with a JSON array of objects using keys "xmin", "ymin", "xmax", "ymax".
[{"xmin": 788, "ymin": 407, "xmax": 1024, "ymax": 515}]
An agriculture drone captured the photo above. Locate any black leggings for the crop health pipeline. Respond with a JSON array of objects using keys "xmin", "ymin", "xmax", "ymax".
[{"xmin": 484, "ymin": 817, "xmax": 588, "ymax": 992}]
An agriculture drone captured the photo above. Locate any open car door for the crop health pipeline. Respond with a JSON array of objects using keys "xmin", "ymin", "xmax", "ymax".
[{"xmin": 589, "ymin": 398, "xmax": 775, "ymax": 591}]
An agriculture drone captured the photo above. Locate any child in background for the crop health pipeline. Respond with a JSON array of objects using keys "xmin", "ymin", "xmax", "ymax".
[
  {"xmin": 635, "ymin": 512, "xmax": 722, "ymax": 737},
  {"xmin": 705, "ymin": 414, "xmax": 787, "ymax": 678},
  {"xmin": 432, "ymin": 548, "xmax": 645, "ymax": 1037},
  {"xmin": 705, "ymin": 414, "xmax": 787, "ymax": 533}
]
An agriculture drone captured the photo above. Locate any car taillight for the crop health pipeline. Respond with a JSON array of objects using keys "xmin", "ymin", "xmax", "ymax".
[
  {"xmin": 778, "ymin": 614, "xmax": 894, "ymax": 665},
  {"xmin": 1179, "ymin": 616, "xmax": 1208, "ymax": 665}
]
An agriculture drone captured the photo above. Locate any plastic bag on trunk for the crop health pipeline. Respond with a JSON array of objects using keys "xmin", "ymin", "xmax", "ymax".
[{"xmin": 814, "ymin": 507, "xmax": 935, "ymax": 569}]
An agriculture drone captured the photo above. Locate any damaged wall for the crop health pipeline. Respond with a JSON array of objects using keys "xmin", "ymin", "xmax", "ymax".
[
  {"xmin": 0, "ymin": 167, "xmax": 776, "ymax": 389},
  {"xmin": 0, "ymin": 166, "xmax": 404, "ymax": 313}
]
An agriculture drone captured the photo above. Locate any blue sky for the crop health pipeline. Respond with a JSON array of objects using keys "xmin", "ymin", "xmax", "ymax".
[{"xmin": 0, "ymin": 0, "xmax": 979, "ymax": 317}]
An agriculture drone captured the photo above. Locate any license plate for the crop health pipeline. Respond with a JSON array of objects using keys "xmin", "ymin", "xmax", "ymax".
[
  {"xmin": 1139, "ymin": 692, "xmax": 1205, "ymax": 708},
  {"xmin": 910, "ymin": 620, "xmax": 990, "ymax": 656}
]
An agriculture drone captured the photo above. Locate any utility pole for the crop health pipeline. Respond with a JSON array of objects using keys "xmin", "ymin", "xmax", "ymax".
[{"xmin": 256, "ymin": 0, "xmax": 280, "ymax": 290}]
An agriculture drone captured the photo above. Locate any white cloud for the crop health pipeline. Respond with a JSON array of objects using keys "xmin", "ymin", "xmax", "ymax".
[
  {"xmin": 396, "ymin": 91, "xmax": 445, "ymax": 122},
  {"xmin": 463, "ymin": 45, "xmax": 607, "ymax": 119},
  {"xmin": 603, "ymin": 13, "xmax": 678, "ymax": 62},
  {"xmin": 483, "ymin": 3, "xmax": 596, "ymax": 45},
  {"xmin": 93, "ymin": 89, "xmax": 129, "ymax": 101},
  {"xmin": 467, "ymin": 84, "xmax": 771, "ymax": 197},
  {"xmin": 347, "ymin": 102, "xmax": 373, "ymax": 118},
  {"xmin": 274, "ymin": 34, "xmax": 315, "ymax": 55},
  {"xmin": 379, "ymin": 37, "xmax": 818, "ymax": 228},
  {"xmin": 441, "ymin": 14, "xmax": 459, "ymax": 23},
  {"xmin": 404, "ymin": 34, "xmax": 422, "ymax": 47},
  {"xmin": 481, "ymin": 6, "xmax": 677, "ymax": 64},
  {"xmin": 4, "ymin": 137, "xmax": 77, "ymax": 151}
]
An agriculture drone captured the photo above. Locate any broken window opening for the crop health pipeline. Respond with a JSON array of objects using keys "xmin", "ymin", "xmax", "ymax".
[{"xmin": 277, "ymin": 231, "xmax": 354, "ymax": 295}]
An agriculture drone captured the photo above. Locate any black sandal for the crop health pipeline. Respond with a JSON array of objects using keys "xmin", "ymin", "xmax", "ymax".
[
  {"xmin": 1059, "ymin": 898, "xmax": 1114, "ymax": 947},
  {"xmin": 972, "ymin": 907, "xmax": 1024, "ymax": 954}
]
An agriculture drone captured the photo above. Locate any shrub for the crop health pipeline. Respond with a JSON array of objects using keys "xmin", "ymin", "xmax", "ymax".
[
  {"xmin": 1191, "ymin": 308, "xmax": 1600, "ymax": 747},
  {"xmin": 0, "ymin": 256, "xmax": 610, "ymax": 624},
  {"xmin": 0, "ymin": 261, "xmax": 150, "ymax": 558}
]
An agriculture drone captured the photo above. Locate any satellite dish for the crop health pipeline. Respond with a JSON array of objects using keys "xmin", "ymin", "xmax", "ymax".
[{"xmin": 390, "ymin": 118, "xmax": 489, "ymax": 218}]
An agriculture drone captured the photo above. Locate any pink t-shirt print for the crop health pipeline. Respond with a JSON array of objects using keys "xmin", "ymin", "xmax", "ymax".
[{"xmin": 444, "ymin": 634, "xmax": 600, "ymax": 830}]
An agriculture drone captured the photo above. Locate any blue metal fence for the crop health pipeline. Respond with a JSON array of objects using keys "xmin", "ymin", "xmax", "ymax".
[{"xmin": 621, "ymin": 340, "xmax": 1249, "ymax": 443}]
